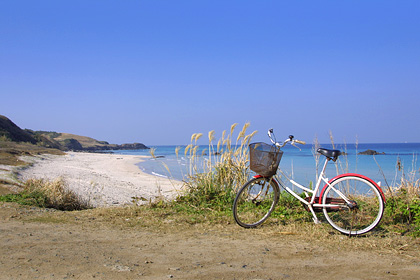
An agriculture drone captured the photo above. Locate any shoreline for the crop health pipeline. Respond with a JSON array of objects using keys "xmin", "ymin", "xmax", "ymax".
[{"xmin": 17, "ymin": 152, "xmax": 183, "ymax": 207}]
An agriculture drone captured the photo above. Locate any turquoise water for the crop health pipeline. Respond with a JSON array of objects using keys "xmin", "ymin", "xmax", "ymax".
[{"xmin": 110, "ymin": 143, "xmax": 420, "ymax": 188}]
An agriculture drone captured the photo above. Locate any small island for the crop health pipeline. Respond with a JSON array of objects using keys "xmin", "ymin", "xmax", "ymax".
[{"xmin": 358, "ymin": 149, "xmax": 385, "ymax": 155}]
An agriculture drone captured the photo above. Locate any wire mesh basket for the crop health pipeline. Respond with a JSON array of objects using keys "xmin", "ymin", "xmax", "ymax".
[{"xmin": 249, "ymin": 142, "xmax": 283, "ymax": 177}]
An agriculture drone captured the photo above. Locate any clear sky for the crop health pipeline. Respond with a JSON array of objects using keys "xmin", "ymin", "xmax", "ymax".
[{"xmin": 1, "ymin": 1, "xmax": 419, "ymax": 145}]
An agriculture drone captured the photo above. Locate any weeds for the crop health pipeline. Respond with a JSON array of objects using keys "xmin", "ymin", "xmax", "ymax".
[
  {"xmin": 174, "ymin": 123, "xmax": 257, "ymax": 212},
  {"xmin": 153, "ymin": 126, "xmax": 420, "ymax": 237},
  {"xmin": 0, "ymin": 178, "xmax": 91, "ymax": 211},
  {"xmin": 383, "ymin": 176, "xmax": 420, "ymax": 236},
  {"xmin": 2, "ymin": 126, "xmax": 420, "ymax": 238},
  {"xmin": 270, "ymin": 191, "xmax": 311, "ymax": 223}
]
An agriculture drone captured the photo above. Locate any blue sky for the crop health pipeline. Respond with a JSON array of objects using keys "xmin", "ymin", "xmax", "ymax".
[{"xmin": 1, "ymin": 1, "xmax": 419, "ymax": 145}]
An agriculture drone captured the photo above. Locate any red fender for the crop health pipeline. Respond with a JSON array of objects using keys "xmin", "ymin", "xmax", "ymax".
[{"xmin": 318, "ymin": 173, "xmax": 386, "ymax": 204}]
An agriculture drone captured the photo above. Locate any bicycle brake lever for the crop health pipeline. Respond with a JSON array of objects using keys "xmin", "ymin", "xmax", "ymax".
[{"xmin": 291, "ymin": 142, "xmax": 302, "ymax": 151}]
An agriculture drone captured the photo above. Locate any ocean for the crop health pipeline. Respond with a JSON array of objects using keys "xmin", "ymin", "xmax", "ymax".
[{"xmin": 110, "ymin": 143, "xmax": 420, "ymax": 189}]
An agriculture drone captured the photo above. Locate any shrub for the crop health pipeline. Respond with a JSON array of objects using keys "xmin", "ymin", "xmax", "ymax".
[
  {"xmin": 384, "ymin": 178, "xmax": 420, "ymax": 236},
  {"xmin": 0, "ymin": 178, "xmax": 91, "ymax": 211}
]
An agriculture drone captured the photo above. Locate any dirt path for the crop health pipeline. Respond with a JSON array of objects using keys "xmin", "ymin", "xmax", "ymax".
[{"xmin": 1, "ymin": 203, "xmax": 420, "ymax": 280}]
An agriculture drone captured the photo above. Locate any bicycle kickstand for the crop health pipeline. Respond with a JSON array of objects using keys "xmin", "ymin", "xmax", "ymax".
[{"xmin": 308, "ymin": 205, "xmax": 322, "ymax": 224}]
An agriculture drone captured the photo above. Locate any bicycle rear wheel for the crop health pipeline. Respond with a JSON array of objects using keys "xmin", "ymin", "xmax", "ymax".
[
  {"xmin": 322, "ymin": 175, "xmax": 384, "ymax": 236},
  {"xmin": 233, "ymin": 177, "xmax": 279, "ymax": 228}
]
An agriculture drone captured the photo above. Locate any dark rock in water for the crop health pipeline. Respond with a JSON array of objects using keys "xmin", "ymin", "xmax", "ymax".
[
  {"xmin": 81, "ymin": 142, "xmax": 149, "ymax": 152},
  {"xmin": 358, "ymin": 149, "xmax": 385, "ymax": 155},
  {"xmin": 117, "ymin": 143, "xmax": 149, "ymax": 150}
]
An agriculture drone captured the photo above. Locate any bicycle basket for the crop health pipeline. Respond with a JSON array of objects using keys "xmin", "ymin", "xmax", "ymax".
[{"xmin": 249, "ymin": 142, "xmax": 283, "ymax": 177}]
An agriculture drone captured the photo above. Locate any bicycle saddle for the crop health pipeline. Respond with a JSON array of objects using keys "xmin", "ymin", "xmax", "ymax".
[{"xmin": 317, "ymin": 148, "xmax": 342, "ymax": 161}]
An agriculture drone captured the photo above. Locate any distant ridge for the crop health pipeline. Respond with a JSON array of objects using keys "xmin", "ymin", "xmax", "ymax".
[
  {"xmin": 0, "ymin": 115, "xmax": 37, "ymax": 144},
  {"xmin": 0, "ymin": 115, "xmax": 148, "ymax": 151}
]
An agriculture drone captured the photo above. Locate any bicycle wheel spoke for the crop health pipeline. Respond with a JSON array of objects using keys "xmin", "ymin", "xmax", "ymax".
[
  {"xmin": 322, "ymin": 176, "xmax": 384, "ymax": 235},
  {"xmin": 233, "ymin": 177, "xmax": 279, "ymax": 228}
]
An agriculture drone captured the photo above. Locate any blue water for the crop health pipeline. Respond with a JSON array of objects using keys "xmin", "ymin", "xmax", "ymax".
[{"xmin": 109, "ymin": 143, "xmax": 420, "ymax": 188}]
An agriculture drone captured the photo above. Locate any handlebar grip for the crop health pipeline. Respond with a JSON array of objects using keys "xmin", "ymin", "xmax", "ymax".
[{"xmin": 294, "ymin": 140, "xmax": 306, "ymax": 145}]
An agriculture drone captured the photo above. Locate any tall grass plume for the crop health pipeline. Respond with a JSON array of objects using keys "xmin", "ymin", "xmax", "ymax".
[{"xmin": 176, "ymin": 123, "xmax": 257, "ymax": 211}]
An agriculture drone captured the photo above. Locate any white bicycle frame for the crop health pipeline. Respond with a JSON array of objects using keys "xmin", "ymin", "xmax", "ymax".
[
  {"xmin": 273, "ymin": 158, "xmax": 351, "ymax": 224},
  {"xmin": 267, "ymin": 129, "xmax": 354, "ymax": 224}
]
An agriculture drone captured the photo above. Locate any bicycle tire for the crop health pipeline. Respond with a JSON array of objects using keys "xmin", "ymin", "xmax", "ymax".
[
  {"xmin": 233, "ymin": 176, "xmax": 279, "ymax": 228},
  {"xmin": 321, "ymin": 175, "xmax": 385, "ymax": 236}
]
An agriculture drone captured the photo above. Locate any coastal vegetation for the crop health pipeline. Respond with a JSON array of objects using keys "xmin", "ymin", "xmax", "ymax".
[
  {"xmin": 147, "ymin": 123, "xmax": 420, "ymax": 237},
  {"xmin": 0, "ymin": 114, "xmax": 148, "ymax": 153},
  {"xmin": 0, "ymin": 140, "xmax": 65, "ymax": 166},
  {"xmin": 172, "ymin": 123, "xmax": 256, "ymax": 212},
  {"xmin": 0, "ymin": 178, "xmax": 91, "ymax": 211},
  {"xmin": 1, "ymin": 118, "xmax": 420, "ymax": 238},
  {"xmin": 158, "ymin": 123, "xmax": 420, "ymax": 236},
  {"xmin": 383, "ymin": 177, "xmax": 420, "ymax": 236}
]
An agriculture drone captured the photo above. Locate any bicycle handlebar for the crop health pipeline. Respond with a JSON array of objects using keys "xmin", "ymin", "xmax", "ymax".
[
  {"xmin": 294, "ymin": 139, "xmax": 306, "ymax": 145},
  {"xmin": 268, "ymin": 129, "xmax": 306, "ymax": 148}
]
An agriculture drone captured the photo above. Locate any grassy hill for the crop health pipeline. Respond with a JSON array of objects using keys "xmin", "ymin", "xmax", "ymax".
[
  {"xmin": 36, "ymin": 132, "xmax": 148, "ymax": 151},
  {"xmin": 0, "ymin": 115, "xmax": 37, "ymax": 144},
  {"xmin": 0, "ymin": 115, "xmax": 148, "ymax": 165},
  {"xmin": 33, "ymin": 131, "xmax": 112, "ymax": 151}
]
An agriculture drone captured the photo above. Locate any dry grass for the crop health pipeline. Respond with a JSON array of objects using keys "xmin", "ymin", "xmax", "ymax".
[
  {"xmin": 10, "ymin": 200, "xmax": 418, "ymax": 257},
  {"xmin": 184, "ymin": 123, "xmax": 257, "ymax": 190},
  {"xmin": 2, "ymin": 127, "xmax": 419, "ymax": 250},
  {"xmin": 0, "ymin": 140, "xmax": 64, "ymax": 166},
  {"xmin": 29, "ymin": 178, "xmax": 88, "ymax": 209},
  {"xmin": 173, "ymin": 123, "xmax": 258, "ymax": 210},
  {"xmin": 1, "ymin": 178, "xmax": 91, "ymax": 211}
]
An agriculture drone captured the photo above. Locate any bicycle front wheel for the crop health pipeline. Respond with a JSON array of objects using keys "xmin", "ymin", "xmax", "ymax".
[
  {"xmin": 322, "ymin": 175, "xmax": 385, "ymax": 236},
  {"xmin": 233, "ymin": 177, "xmax": 279, "ymax": 228}
]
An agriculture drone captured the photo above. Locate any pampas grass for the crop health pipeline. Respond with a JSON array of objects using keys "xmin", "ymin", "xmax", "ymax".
[{"xmin": 177, "ymin": 123, "xmax": 257, "ymax": 210}]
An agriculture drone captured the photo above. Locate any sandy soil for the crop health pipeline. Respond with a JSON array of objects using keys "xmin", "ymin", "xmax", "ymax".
[
  {"xmin": 15, "ymin": 152, "xmax": 183, "ymax": 207},
  {"xmin": 1, "ymin": 152, "xmax": 420, "ymax": 279},
  {"xmin": 1, "ymin": 203, "xmax": 420, "ymax": 280}
]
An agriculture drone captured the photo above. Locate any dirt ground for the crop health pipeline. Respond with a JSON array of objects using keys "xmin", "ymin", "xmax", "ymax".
[{"xmin": 1, "ymin": 202, "xmax": 420, "ymax": 280}]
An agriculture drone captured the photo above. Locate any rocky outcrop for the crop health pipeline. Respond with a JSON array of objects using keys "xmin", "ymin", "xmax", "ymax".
[
  {"xmin": 80, "ymin": 142, "xmax": 149, "ymax": 152},
  {"xmin": 358, "ymin": 149, "xmax": 385, "ymax": 155},
  {"xmin": 116, "ymin": 143, "xmax": 148, "ymax": 150}
]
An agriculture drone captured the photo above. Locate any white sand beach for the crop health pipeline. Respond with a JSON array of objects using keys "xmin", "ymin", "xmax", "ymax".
[{"xmin": 17, "ymin": 152, "xmax": 183, "ymax": 207}]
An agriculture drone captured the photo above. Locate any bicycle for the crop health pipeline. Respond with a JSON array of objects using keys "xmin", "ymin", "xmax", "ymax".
[{"xmin": 232, "ymin": 129, "xmax": 386, "ymax": 236}]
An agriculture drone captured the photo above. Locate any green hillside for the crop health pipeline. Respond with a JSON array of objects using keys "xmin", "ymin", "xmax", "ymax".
[
  {"xmin": 0, "ymin": 115, "xmax": 37, "ymax": 143},
  {"xmin": 0, "ymin": 115, "xmax": 148, "ymax": 165}
]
